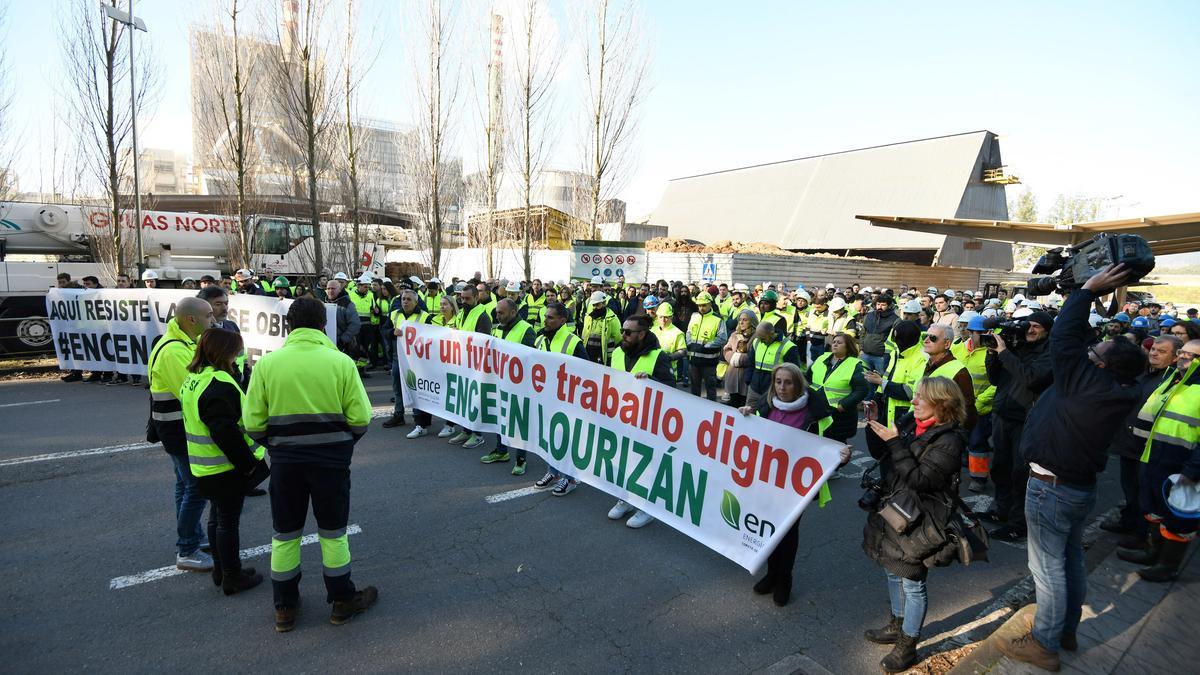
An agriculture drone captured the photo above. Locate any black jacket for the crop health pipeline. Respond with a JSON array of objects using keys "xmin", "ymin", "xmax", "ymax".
[
  {"xmin": 612, "ymin": 331, "xmax": 676, "ymax": 386},
  {"xmin": 197, "ymin": 375, "xmax": 257, "ymax": 472},
  {"xmin": 1108, "ymin": 368, "xmax": 1172, "ymax": 460},
  {"xmin": 860, "ymin": 310, "xmax": 899, "ymax": 356},
  {"xmin": 1021, "ymin": 289, "xmax": 1144, "ymax": 487},
  {"xmin": 986, "ymin": 335, "xmax": 1054, "ymax": 421},
  {"xmin": 863, "ymin": 415, "xmax": 966, "ymax": 579}
]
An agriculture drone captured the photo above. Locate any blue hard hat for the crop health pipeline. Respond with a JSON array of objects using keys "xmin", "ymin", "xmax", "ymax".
[
  {"xmin": 1161, "ymin": 317, "xmax": 1176, "ymax": 328},
  {"xmin": 967, "ymin": 316, "xmax": 988, "ymax": 332},
  {"xmin": 1113, "ymin": 312, "xmax": 1131, "ymax": 323},
  {"xmin": 643, "ymin": 296, "xmax": 660, "ymax": 309},
  {"xmin": 1163, "ymin": 478, "xmax": 1200, "ymax": 520},
  {"xmin": 1131, "ymin": 316, "xmax": 1150, "ymax": 328}
]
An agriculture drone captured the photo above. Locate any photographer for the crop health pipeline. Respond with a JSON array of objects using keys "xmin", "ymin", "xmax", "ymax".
[
  {"xmin": 996, "ymin": 265, "xmax": 1147, "ymax": 671},
  {"xmin": 981, "ymin": 311, "xmax": 1054, "ymax": 542}
]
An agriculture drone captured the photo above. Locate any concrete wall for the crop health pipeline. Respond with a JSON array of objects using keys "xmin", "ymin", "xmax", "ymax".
[{"xmin": 387, "ymin": 246, "xmax": 1012, "ymax": 291}]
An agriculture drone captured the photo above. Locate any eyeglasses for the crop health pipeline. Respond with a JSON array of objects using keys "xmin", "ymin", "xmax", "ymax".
[{"xmin": 621, "ymin": 329, "xmax": 644, "ymax": 335}]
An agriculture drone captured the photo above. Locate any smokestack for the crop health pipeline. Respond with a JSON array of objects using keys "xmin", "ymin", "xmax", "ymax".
[{"xmin": 281, "ymin": 0, "xmax": 299, "ymax": 61}]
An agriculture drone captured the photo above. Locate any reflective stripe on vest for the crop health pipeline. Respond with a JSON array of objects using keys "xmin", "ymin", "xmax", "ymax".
[
  {"xmin": 686, "ymin": 313, "xmax": 723, "ymax": 358},
  {"xmin": 179, "ymin": 367, "xmax": 265, "ymax": 477},
  {"xmin": 753, "ymin": 339, "xmax": 796, "ymax": 372},
  {"xmin": 494, "ymin": 320, "xmax": 533, "ymax": 345},
  {"xmin": 611, "ymin": 347, "xmax": 661, "ymax": 375},
  {"xmin": 1140, "ymin": 361, "xmax": 1200, "ymax": 463},
  {"xmin": 884, "ymin": 344, "xmax": 924, "ymax": 427},
  {"xmin": 536, "ymin": 327, "xmax": 583, "ymax": 355},
  {"xmin": 348, "ymin": 289, "xmax": 373, "ymax": 318},
  {"xmin": 926, "ymin": 357, "xmax": 966, "ymax": 383},
  {"xmin": 810, "ymin": 353, "xmax": 859, "ymax": 405}
]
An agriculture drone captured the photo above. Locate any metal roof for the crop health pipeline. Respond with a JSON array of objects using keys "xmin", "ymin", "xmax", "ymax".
[
  {"xmin": 858, "ymin": 213, "xmax": 1200, "ymax": 256},
  {"xmin": 648, "ymin": 131, "xmax": 1013, "ymax": 268}
]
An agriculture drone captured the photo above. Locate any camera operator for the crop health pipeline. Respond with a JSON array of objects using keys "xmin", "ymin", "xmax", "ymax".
[
  {"xmin": 981, "ymin": 311, "xmax": 1055, "ymax": 542},
  {"xmin": 996, "ymin": 265, "xmax": 1148, "ymax": 671}
]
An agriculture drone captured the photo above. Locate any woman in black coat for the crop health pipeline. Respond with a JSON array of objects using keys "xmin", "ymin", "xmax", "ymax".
[{"xmin": 861, "ymin": 376, "xmax": 968, "ymax": 673}]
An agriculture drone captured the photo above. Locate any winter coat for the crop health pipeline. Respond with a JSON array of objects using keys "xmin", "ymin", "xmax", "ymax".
[{"xmin": 862, "ymin": 415, "xmax": 966, "ymax": 579}]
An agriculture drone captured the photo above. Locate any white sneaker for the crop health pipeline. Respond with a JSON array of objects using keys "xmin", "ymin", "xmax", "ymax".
[
  {"xmin": 626, "ymin": 510, "xmax": 655, "ymax": 529},
  {"xmin": 406, "ymin": 426, "xmax": 428, "ymax": 439},
  {"xmin": 447, "ymin": 430, "xmax": 469, "ymax": 445},
  {"xmin": 462, "ymin": 434, "xmax": 486, "ymax": 450},
  {"xmin": 176, "ymin": 550, "xmax": 214, "ymax": 571},
  {"xmin": 437, "ymin": 425, "xmax": 456, "ymax": 439},
  {"xmin": 608, "ymin": 500, "xmax": 636, "ymax": 520}
]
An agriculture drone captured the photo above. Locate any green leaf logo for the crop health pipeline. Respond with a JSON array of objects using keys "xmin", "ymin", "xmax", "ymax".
[
  {"xmin": 720, "ymin": 490, "xmax": 741, "ymax": 530},
  {"xmin": 404, "ymin": 370, "xmax": 417, "ymax": 390}
]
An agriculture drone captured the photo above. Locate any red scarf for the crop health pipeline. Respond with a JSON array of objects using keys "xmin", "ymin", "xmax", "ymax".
[{"xmin": 914, "ymin": 416, "xmax": 938, "ymax": 437}]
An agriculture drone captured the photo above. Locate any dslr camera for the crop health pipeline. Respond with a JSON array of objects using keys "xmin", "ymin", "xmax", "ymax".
[
  {"xmin": 1027, "ymin": 233, "xmax": 1155, "ymax": 296},
  {"xmin": 858, "ymin": 461, "xmax": 884, "ymax": 512},
  {"xmin": 979, "ymin": 318, "xmax": 1031, "ymax": 349}
]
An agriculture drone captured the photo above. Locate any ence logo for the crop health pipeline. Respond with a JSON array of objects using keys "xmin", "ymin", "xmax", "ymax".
[
  {"xmin": 404, "ymin": 371, "xmax": 442, "ymax": 394},
  {"xmin": 720, "ymin": 489, "xmax": 775, "ymax": 538}
]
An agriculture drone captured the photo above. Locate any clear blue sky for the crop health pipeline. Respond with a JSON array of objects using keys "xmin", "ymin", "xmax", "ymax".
[{"xmin": 5, "ymin": 0, "xmax": 1199, "ymax": 263}]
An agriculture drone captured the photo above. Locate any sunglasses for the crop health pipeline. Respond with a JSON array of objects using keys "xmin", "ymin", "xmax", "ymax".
[
  {"xmin": 621, "ymin": 329, "xmax": 645, "ymax": 336},
  {"xmin": 924, "ymin": 335, "xmax": 941, "ymax": 342}
]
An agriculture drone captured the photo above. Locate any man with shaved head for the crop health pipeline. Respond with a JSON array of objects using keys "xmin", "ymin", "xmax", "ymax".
[{"xmin": 149, "ymin": 295, "xmax": 216, "ymax": 572}]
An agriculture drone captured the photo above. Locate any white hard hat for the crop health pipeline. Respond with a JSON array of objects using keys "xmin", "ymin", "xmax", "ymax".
[
  {"xmin": 234, "ymin": 268, "xmax": 252, "ymax": 281},
  {"xmin": 1023, "ymin": 299, "xmax": 1043, "ymax": 310},
  {"xmin": 733, "ymin": 283, "xmax": 749, "ymax": 292},
  {"xmin": 1013, "ymin": 307, "xmax": 1034, "ymax": 319},
  {"xmin": 862, "ymin": 286, "xmax": 874, "ymax": 293},
  {"xmin": 1088, "ymin": 313, "xmax": 1106, "ymax": 327},
  {"xmin": 927, "ymin": 286, "xmax": 938, "ymax": 293},
  {"xmin": 902, "ymin": 299, "xmax": 922, "ymax": 314},
  {"xmin": 427, "ymin": 276, "xmax": 442, "ymax": 284},
  {"xmin": 796, "ymin": 290, "xmax": 812, "ymax": 302},
  {"xmin": 829, "ymin": 298, "xmax": 847, "ymax": 312},
  {"xmin": 1013, "ymin": 294, "xmax": 1027, "ymax": 303},
  {"xmin": 333, "ymin": 272, "xmax": 349, "ymax": 281},
  {"xmin": 141, "ymin": 269, "xmax": 159, "ymax": 280},
  {"xmin": 357, "ymin": 273, "xmax": 372, "ymax": 284},
  {"xmin": 958, "ymin": 310, "xmax": 979, "ymax": 323},
  {"xmin": 944, "ymin": 289, "xmax": 955, "ymax": 297},
  {"xmin": 982, "ymin": 308, "xmax": 1000, "ymax": 318},
  {"xmin": 589, "ymin": 290, "xmax": 608, "ymax": 305},
  {"xmin": 825, "ymin": 282, "xmax": 835, "ymax": 289},
  {"xmin": 409, "ymin": 275, "xmax": 424, "ymax": 287},
  {"xmin": 590, "ymin": 275, "xmax": 604, "ymax": 285},
  {"xmin": 505, "ymin": 280, "xmax": 521, "ymax": 293}
]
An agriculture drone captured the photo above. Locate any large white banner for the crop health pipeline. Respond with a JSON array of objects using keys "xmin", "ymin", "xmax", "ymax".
[
  {"xmin": 397, "ymin": 323, "xmax": 847, "ymax": 573},
  {"xmin": 570, "ymin": 240, "xmax": 648, "ymax": 283},
  {"xmin": 46, "ymin": 289, "xmax": 337, "ymax": 375}
]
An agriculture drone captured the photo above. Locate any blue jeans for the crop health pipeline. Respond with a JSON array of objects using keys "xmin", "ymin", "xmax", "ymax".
[
  {"xmin": 886, "ymin": 571, "xmax": 928, "ymax": 638},
  {"xmin": 808, "ymin": 340, "xmax": 826, "ymax": 366},
  {"xmin": 1026, "ymin": 477, "xmax": 1096, "ymax": 652},
  {"xmin": 170, "ymin": 453, "xmax": 206, "ymax": 556},
  {"xmin": 862, "ymin": 353, "xmax": 888, "ymax": 374}
]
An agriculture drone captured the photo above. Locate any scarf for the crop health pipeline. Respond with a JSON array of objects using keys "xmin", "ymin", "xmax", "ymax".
[
  {"xmin": 772, "ymin": 393, "xmax": 809, "ymax": 412},
  {"xmin": 914, "ymin": 416, "xmax": 938, "ymax": 437}
]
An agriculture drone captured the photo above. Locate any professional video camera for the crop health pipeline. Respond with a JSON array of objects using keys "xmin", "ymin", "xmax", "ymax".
[
  {"xmin": 979, "ymin": 318, "xmax": 1031, "ymax": 349},
  {"xmin": 1026, "ymin": 233, "xmax": 1155, "ymax": 296}
]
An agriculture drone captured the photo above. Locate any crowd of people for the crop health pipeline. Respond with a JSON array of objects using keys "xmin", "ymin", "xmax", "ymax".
[{"xmin": 53, "ymin": 263, "xmax": 1199, "ymax": 670}]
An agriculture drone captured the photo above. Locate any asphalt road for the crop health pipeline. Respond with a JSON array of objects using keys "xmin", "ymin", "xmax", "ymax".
[{"xmin": 0, "ymin": 374, "xmax": 1124, "ymax": 673}]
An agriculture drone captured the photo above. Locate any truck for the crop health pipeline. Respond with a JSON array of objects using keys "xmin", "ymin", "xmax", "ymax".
[{"xmin": 0, "ymin": 200, "xmax": 398, "ymax": 355}]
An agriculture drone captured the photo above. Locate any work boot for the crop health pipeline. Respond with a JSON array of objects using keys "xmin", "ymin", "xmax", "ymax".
[
  {"xmin": 1100, "ymin": 516, "xmax": 1135, "ymax": 535},
  {"xmin": 864, "ymin": 615, "xmax": 903, "ymax": 645},
  {"xmin": 996, "ymin": 631, "xmax": 1059, "ymax": 672},
  {"xmin": 275, "ymin": 605, "xmax": 298, "ymax": 633},
  {"xmin": 1117, "ymin": 530, "xmax": 1162, "ymax": 565},
  {"xmin": 61, "ymin": 372, "xmax": 82, "ymax": 382},
  {"xmin": 222, "ymin": 567, "xmax": 263, "ymax": 596},
  {"xmin": 880, "ymin": 632, "xmax": 919, "ymax": 673},
  {"xmin": 330, "ymin": 586, "xmax": 379, "ymax": 625},
  {"xmin": 381, "ymin": 415, "xmax": 405, "ymax": 428},
  {"xmin": 752, "ymin": 570, "xmax": 774, "ymax": 595},
  {"xmin": 1137, "ymin": 539, "xmax": 1190, "ymax": 583},
  {"xmin": 1117, "ymin": 531, "xmax": 1147, "ymax": 550}
]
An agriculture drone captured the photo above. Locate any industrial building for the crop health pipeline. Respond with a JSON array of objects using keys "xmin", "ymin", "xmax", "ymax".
[{"xmin": 648, "ymin": 131, "xmax": 1018, "ymax": 271}]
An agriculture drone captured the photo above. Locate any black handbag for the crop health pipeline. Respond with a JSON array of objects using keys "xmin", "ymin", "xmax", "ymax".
[
  {"xmin": 950, "ymin": 494, "xmax": 991, "ymax": 565},
  {"xmin": 245, "ymin": 460, "xmax": 271, "ymax": 490}
]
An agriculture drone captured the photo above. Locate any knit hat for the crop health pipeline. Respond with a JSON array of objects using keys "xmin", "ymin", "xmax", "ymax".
[{"xmin": 1026, "ymin": 311, "xmax": 1053, "ymax": 332}]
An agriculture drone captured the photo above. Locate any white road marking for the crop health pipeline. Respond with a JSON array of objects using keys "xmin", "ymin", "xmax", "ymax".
[
  {"xmin": 0, "ymin": 441, "xmax": 159, "ymax": 468},
  {"xmin": 109, "ymin": 524, "xmax": 363, "ymax": 590},
  {"xmin": 3, "ymin": 407, "xmax": 390, "ymax": 468},
  {"xmin": 485, "ymin": 486, "xmax": 541, "ymax": 504},
  {"xmin": 919, "ymin": 606, "xmax": 1012, "ymax": 650},
  {"xmin": 850, "ymin": 456, "xmax": 876, "ymax": 467},
  {"xmin": 0, "ymin": 399, "xmax": 60, "ymax": 408}
]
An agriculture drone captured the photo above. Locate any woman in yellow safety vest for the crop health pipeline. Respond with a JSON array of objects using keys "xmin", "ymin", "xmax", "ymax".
[
  {"xmin": 808, "ymin": 332, "xmax": 871, "ymax": 445},
  {"xmin": 178, "ymin": 328, "xmax": 268, "ymax": 595},
  {"xmin": 430, "ymin": 295, "xmax": 462, "ymax": 441}
]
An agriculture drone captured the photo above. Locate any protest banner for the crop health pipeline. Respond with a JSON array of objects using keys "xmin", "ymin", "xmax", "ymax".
[
  {"xmin": 570, "ymin": 240, "xmax": 648, "ymax": 283},
  {"xmin": 397, "ymin": 323, "xmax": 847, "ymax": 573},
  {"xmin": 46, "ymin": 289, "xmax": 337, "ymax": 375}
]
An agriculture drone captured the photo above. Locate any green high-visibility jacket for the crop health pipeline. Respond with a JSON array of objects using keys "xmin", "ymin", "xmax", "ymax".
[{"xmin": 180, "ymin": 366, "xmax": 265, "ymax": 477}]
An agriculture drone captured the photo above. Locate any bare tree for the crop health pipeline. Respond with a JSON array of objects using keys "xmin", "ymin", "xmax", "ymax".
[
  {"xmin": 578, "ymin": 0, "xmax": 649, "ymax": 238},
  {"xmin": 408, "ymin": 0, "xmax": 462, "ymax": 278},
  {"xmin": 194, "ymin": 0, "xmax": 261, "ymax": 269},
  {"xmin": 0, "ymin": 2, "xmax": 15, "ymax": 199},
  {"xmin": 62, "ymin": 0, "xmax": 158, "ymax": 277},
  {"xmin": 336, "ymin": 0, "xmax": 382, "ymax": 269},
  {"xmin": 268, "ymin": 0, "xmax": 340, "ymax": 274},
  {"xmin": 509, "ymin": 0, "xmax": 560, "ymax": 281}
]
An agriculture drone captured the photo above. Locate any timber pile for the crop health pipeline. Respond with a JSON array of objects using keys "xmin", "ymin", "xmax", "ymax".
[{"xmin": 644, "ymin": 237, "xmax": 877, "ymax": 260}]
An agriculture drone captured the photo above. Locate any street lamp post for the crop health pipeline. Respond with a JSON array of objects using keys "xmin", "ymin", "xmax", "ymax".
[{"xmin": 100, "ymin": 1, "xmax": 148, "ymax": 278}]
